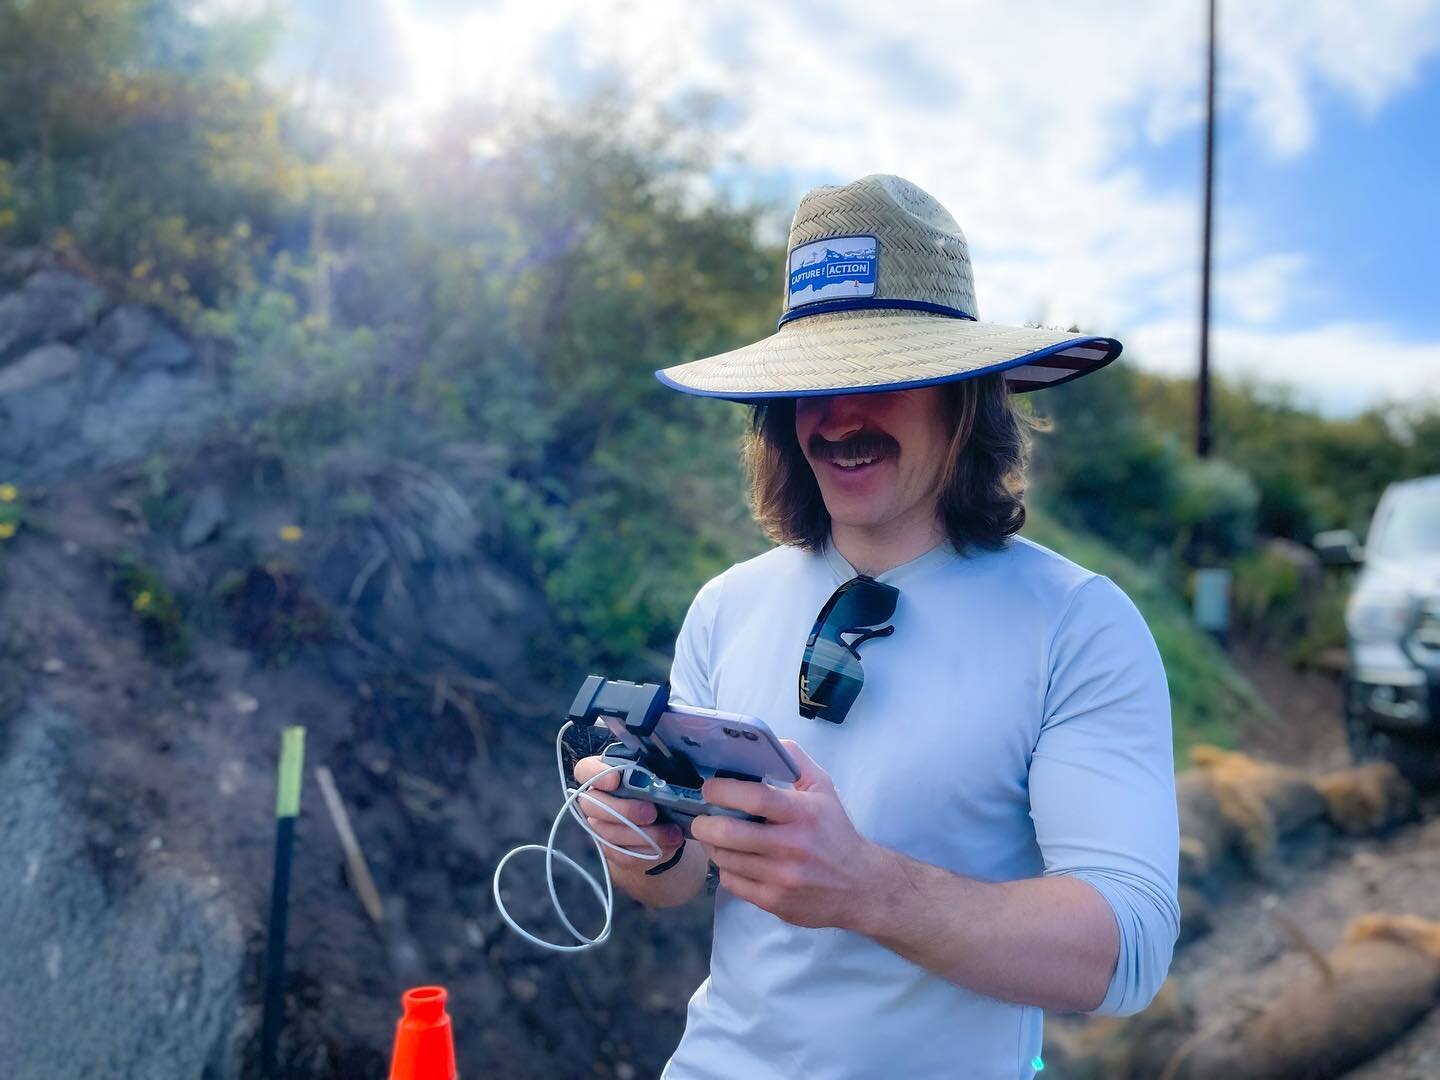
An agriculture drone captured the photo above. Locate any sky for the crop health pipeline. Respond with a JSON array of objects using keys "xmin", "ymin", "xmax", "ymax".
[{"xmin": 226, "ymin": 0, "xmax": 1440, "ymax": 418}]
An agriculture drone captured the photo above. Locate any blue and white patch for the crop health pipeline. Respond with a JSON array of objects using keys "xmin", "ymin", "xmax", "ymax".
[{"xmin": 787, "ymin": 235, "xmax": 878, "ymax": 309}]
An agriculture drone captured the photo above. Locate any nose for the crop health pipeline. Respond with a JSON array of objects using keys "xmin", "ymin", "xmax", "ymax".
[{"xmin": 805, "ymin": 394, "xmax": 870, "ymax": 441}]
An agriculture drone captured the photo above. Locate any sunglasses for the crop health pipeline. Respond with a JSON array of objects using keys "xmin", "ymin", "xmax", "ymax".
[{"xmin": 798, "ymin": 575, "xmax": 899, "ymax": 724}]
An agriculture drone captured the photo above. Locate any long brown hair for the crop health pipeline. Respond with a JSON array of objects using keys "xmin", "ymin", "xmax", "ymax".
[{"xmin": 742, "ymin": 374, "xmax": 1044, "ymax": 555}]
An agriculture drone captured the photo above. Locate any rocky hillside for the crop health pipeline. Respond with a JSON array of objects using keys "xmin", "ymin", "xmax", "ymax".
[{"xmin": 0, "ymin": 260, "xmax": 711, "ymax": 1078}]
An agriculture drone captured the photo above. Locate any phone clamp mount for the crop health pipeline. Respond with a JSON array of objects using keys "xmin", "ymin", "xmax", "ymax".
[{"xmin": 567, "ymin": 674, "xmax": 760, "ymax": 838}]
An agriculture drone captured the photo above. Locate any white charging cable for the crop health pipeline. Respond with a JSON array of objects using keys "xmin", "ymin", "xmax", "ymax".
[{"xmin": 492, "ymin": 720, "xmax": 671, "ymax": 952}]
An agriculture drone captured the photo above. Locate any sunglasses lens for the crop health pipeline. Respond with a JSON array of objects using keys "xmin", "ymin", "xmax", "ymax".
[
  {"xmin": 798, "ymin": 576, "xmax": 897, "ymax": 724},
  {"xmin": 799, "ymin": 645, "xmax": 862, "ymax": 722},
  {"xmin": 831, "ymin": 578, "xmax": 899, "ymax": 628}
]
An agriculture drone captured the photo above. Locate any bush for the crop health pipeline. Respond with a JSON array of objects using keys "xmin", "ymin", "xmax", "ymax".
[{"xmin": 109, "ymin": 553, "xmax": 189, "ymax": 663}]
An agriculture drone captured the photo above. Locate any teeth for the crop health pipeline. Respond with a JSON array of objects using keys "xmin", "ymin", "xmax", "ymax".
[{"xmin": 835, "ymin": 455, "xmax": 877, "ymax": 468}]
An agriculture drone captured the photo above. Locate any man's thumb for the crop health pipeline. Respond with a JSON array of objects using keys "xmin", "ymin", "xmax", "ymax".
[{"xmin": 779, "ymin": 738, "xmax": 835, "ymax": 794}]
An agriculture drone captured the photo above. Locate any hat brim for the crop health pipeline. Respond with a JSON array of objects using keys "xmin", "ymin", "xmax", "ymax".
[{"xmin": 655, "ymin": 308, "xmax": 1121, "ymax": 400}]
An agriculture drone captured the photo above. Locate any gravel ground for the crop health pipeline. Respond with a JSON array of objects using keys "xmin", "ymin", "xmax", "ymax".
[{"xmin": 1169, "ymin": 637, "xmax": 1440, "ymax": 1079}]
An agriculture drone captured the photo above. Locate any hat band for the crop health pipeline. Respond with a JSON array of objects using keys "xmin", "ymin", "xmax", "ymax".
[{"xmin": 778, "ymin": 297, "xmax": 976, "ymax": 330}]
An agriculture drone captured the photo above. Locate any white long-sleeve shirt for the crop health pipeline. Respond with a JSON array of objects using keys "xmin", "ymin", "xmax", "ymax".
[{"xmin": 659, "ymin": 533, "xmax": 1180, "ymax": 1080}]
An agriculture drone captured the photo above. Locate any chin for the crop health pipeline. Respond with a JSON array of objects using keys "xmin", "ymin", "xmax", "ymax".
[{"xmin": 824, "ymin": 503, "xmax": 891, "ymax": 530}]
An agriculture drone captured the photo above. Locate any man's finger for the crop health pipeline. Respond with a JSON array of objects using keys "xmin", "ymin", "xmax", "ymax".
[
  {"xmin": 708, "ymin": 845, "xmax": 774, "ymax": 882},
  {"xmin": 717, "ymin": 867, "xmax": 774, "ymax": 909},
  {"xmin": 701, "ymin": 777, "xmax": 799, "ymax": 821},
  {"xmin": 573, "ymin": 756, "xmax": 620, "ymax": 791},
  {"xmin": 578, "ymin": 789, "xmax": 657, "ymax": 827},
  {"xmin": 692, "ymin": 813, "xmax": 785, "ymax": 855},
  {"xmin": 779, "ymin": 739, "xmax": 835, "ymax": 794}
]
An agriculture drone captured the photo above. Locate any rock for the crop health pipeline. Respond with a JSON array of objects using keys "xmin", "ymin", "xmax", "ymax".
[
  {"xmin": 0, "ymin": 342, "xmax": 82, "ymax": 396},
  {"xmin": 40, "ymin": 658, "xmax": 65, "ymax": 675},
  {"xmin": 83, "ymin": 304, "xmax": 193, "ymax": 371},
  {"xmin": 509, "ymin": 976, "xmax": 539, "ymax": 1003},
  {"xmin": 0, "ymin": 344, "xmax": 86, "ymax": 466},
  {"xmin": 0, "ymin": 271, "xmax": 104, "ymax": 364},
  {"xmin": 78, "ymin": 367, "xmax": 223, "ymax": 468},
  {"xmin": 0, "ymin": 704, "xmax": 245, "ymax": 1079},
  {"xmin": 227, "ymin": 691, "xmax": 258, "ymax": 715},
  {"xmin": 179, "ymin": 485, "xmax": 229, "ymax": 549}
]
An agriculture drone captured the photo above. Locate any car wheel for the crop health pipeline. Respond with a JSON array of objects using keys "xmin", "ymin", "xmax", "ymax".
[
  {"xmin": 1343, "ymin": 674, "xmax": 1387, "ymax": 763},
  {"xmin": 1344, "ymin": 682, "xmax": 1438, "ymax": 788}
]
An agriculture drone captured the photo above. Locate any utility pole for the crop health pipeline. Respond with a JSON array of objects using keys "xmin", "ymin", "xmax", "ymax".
[
  {"xmin": 1191, "ymin": 0, "xmax": 1230, "ymax": 651},
  {"xmin": 1197, "ymin": 0, "xmax": 1217, "ymax": 459}
]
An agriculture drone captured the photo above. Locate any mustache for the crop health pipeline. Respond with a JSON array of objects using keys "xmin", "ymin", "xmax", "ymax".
[{"xmin": 809, "ymin": 430, "xmax": 899, "ymax": 461}]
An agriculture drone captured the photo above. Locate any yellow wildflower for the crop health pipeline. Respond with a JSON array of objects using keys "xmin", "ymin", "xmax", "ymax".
[
  {"xmin": 133, "ymin": 591, "xmax": 152, "ymax": 612},
  {"xmin": 279, "ymin": 525, "xmax": 303, "ymax": 542},
  {"xmin": 0, "ymin": 483, "xmax": 16, "ymax": 502},
  {"xmin": 0, "ymin": 521, "xmax": 15, "ymax": 540}
]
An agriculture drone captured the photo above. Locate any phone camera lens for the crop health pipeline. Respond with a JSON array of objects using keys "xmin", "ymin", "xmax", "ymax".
[
  {"xmin": 742, "ymin": 731, "xmax": 758, "ymax": 741},
  {"xmin": 722, "ymin": 727, "xmax": 740, "ymax": 738}
]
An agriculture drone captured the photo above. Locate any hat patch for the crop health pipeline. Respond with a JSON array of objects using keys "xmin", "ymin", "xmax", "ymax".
[{"xmin": 787, "ymin": 235, "xmax": 877, "ymax": 309}]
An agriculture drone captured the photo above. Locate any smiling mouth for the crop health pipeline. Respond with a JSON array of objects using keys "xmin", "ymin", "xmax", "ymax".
[
  {"xmin": 813, "ymin": 432, "xmax": 897, "ymax": 474},
  {"xmin": 831, "ymin": 453, "xmax": 882, "ymax": 470}
]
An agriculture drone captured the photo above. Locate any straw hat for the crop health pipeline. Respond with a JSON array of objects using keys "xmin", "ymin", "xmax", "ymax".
[{"xmin": 655, "ymin": 174, "xmax": 1121, "ymax": 400}]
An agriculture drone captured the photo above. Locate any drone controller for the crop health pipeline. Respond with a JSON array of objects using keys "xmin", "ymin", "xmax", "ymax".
[{"xmin": 567, "ymin": 675, "xmax": 798, "ymax": 839}]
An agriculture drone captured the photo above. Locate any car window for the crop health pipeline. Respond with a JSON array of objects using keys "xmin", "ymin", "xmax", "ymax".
[{"xmin": 1371, "ymin": 485, "xmax": 1440, "ymax": 558}]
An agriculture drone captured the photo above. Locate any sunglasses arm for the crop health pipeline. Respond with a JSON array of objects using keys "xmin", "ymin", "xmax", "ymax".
[{"xmin": 840, "ymin": 623, "xmax": 895, "ymax": 660}]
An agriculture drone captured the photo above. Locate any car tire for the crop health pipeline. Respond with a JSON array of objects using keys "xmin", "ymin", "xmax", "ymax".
[
  {"xmin": 1343, "ymin": 673, "xmax": 1384, "ymax": 762},
  {"xmin": 1344, "ymin": 680, "xmax": 1438, "ymax": 788}
]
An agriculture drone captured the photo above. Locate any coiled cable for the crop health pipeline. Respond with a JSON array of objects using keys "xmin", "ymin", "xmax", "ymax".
[{"xmin": 492, "ymin": 720, "xmax": 666, "ymax": 952}]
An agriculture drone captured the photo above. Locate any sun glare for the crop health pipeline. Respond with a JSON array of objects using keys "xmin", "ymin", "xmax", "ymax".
[{"xmin": 384, "ymin": 0, "xmax": 570, "ymax": 138}]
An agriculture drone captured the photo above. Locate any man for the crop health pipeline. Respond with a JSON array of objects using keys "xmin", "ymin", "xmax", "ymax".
[{"xmin": 574, "ymin": 175, "xmax": 1179, "ymax": 1079}]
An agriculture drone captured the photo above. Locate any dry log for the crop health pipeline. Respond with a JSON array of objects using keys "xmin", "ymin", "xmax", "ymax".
[
  {"xmin": 1314, "ymin": 763, "xmax": 1416, "ymax": 836},
  {"xmin": 1176, "ymin": 914, "xmax": 1440, "ymax": 1080}
]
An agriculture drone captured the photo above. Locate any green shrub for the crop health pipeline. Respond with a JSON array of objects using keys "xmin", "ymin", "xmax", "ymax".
[{"xmin": 109, "ymin": 553, "xmax": 190, "ymax": 663}]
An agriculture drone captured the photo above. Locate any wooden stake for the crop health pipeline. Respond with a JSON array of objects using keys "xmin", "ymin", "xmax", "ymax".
[{"xmin": 315, "ymin": 764, "xmax": 385, "ymax": 925}]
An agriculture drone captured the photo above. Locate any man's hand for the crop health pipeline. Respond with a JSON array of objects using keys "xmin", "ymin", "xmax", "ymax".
[
  {"xmin": 693, "ymin": 738, "xmax": 885, "ymax": 930},
  {"xmin": 573, "ymin": 755, "xmax": 686, "ymax": 868}
]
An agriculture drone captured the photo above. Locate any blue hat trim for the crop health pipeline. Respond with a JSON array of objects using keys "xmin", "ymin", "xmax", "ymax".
[
  {"xmin": 654, "ymin": 334, "xmax": 1123, "ymax": 402},
  {"xmin": 777, "ymin": 297, "xmax": 976, "ymax": 329}
]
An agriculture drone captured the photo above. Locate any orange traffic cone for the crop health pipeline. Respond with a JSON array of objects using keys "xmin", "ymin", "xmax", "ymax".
[{"xmin": 389, "ymin": 986, "xmax": 458, "ymax": 1080}]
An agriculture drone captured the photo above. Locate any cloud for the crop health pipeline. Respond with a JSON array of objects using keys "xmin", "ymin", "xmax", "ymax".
[
  {"xmin": 275, "ymin": 0, "xmax": 1440, "ymax": 415},
  {"xmin": 1128, "ymin": 317, "xmax": 1440, "ymax": 417}
]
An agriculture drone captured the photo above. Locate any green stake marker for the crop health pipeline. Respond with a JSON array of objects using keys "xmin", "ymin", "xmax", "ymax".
[{"xmin": 262, "ymin": 726, "xmax": 306, "ymax": 1079}]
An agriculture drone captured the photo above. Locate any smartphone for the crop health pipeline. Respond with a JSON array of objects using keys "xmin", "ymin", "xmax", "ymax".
[
  {"xmin": 599, "ymin": 702, "xmax": 799, "ymax": 785},
  {"xmin": 597, "ymin": 702, "xmax": 800, "ymax": 836}
]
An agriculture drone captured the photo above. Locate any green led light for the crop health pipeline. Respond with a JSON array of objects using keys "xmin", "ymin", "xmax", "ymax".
[{"xmin": 1032, "ymin": 1056, "xmax": 1045, "ymax": 1072}]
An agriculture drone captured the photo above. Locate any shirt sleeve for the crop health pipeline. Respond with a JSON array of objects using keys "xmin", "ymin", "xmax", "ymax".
[
  {"xmin": 667, "ymin": 571, "xmax": 725, "ymax": 711},
  {"xmin": 1029, "ymin": 574, "xmax": 1180, "ymax": 1017}
]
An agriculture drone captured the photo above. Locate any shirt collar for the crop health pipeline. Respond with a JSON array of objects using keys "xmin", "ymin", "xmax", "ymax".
[{"xmin": 820, "ymin": 530, "xmax": 961, "ymax": 588}]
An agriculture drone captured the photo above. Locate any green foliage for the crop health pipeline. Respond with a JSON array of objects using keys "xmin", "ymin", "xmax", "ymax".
[
  {"xmin": 1171, "ymin": 457, "xmax": 1259, "ymax": 560},
  {"xmin": 1021, "ymin": 505, "xmax": 1271, "ymax": 753},
  {"xmin": 1231, "ymin": 546, "xmax": 1303, "ymax": 640},
  {"xmin": 1134, "ymin": 371, "xmax": 1439, "ymax": 539},
  {"xmin": 1030, "ymin": 359, "xmax": 1189, "ymax": 559},
  {"xmin": 109, "ymin": 552, "xmax": 189, "ymax": 663},
  {"xmin": 1285, "ymin": 574, "xmax": 1351, "ymax": 670},
  {"xmin": 0, "ymin": 481, "xmax": 22, "ymax": 543},
  {"xmin": 199, "ymin": 271, "xmax": 381, "ymax": 466},
  {"xmin": 139, "ymin": 452, "xmax": 185, "ymax": 532},
  {"xmin": 0, "ymin": 0, "xmax": 373, "ymax": 321}
]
